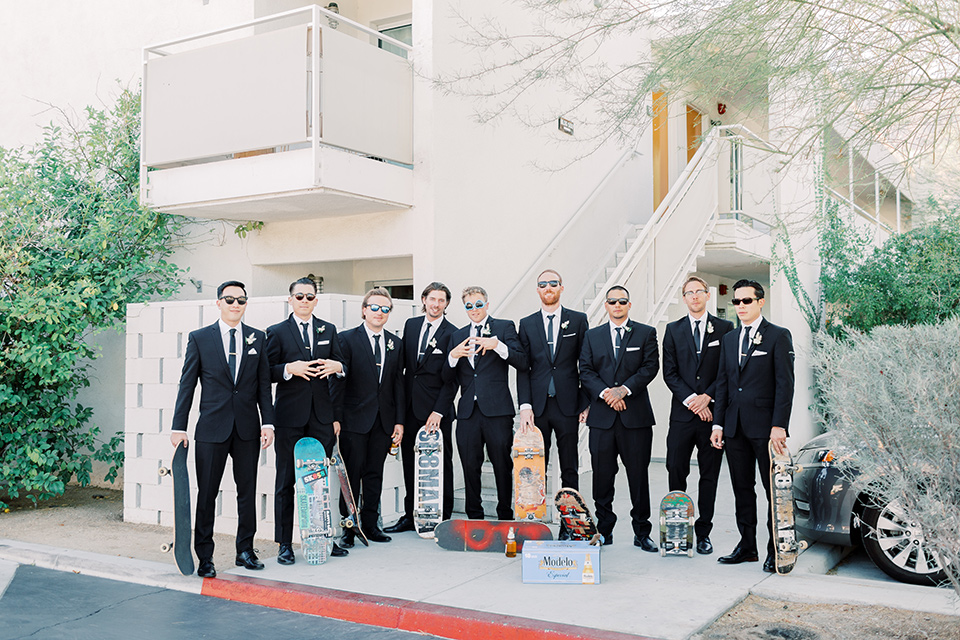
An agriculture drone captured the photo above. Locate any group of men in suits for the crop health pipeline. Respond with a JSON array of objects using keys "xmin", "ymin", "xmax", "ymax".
[{"xmin": 171, "ymin": 272, "xmax": 793, "ymax": 577}]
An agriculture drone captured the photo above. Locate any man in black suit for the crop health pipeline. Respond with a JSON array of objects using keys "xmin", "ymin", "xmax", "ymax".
[
  {"xmin": 662, "ymin": 276, "xmax": 734, "ymax": 555},
  {"xmin": 266, "ymin": 276, "xmax": 349, "ymax": 564},
  {"xmin": 517, "ymin": 269, "xmax": 588, "ymax": 538},
  {"xmin": 579, "ymin": 285, "xmax": 659, "ymax": 551},
  {"xmin": 385, "ymin": 282, "xmax": 458, "ymax": 533},
  {"xmin": 170, "ymin": 281, "xmax": 275, "ymax": 578},
  {"xmin": 335, "ymin": 288, "xmax": 405, "ymax": 546},
  {"xmin": 710, "ymin": 279, "xmax": 795, "ymax": 573},
  {"xmin": 446, "ymin": 285, "xmax": 528, "ymax": 520}
]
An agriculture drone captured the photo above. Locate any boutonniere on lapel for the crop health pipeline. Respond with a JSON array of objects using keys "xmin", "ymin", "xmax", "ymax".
[
  {"xmin": 561, "ymin": 320, "xmax": 570, "ymax": 330},
  {"xmin": 316, "ymin": 325, "xmax": 325, "ymax": 335},
  {"xmin": 481, "ymin": 324, "xmax": 492, "ymax": 337},
  {"xmin": 245, "ymin": 333, "xmax": 257, "ymax": 345},
  {"xmin": 624, "ymin": 325, "xmax": 632, "ymax": 333},
  {"xmin": 428, "ymin": 337, "xmax": 438, "ymax": 349},
  {"xmin": 386, "ymin": 339, "xmax": 396, "ymax": 351},
  {"xmin": 707, "ymin": 321, "xmax": 714, "ymax": 334},
  {"xmin": 752, "ymin": 333, "xmax": 763, "ymax": 346}
]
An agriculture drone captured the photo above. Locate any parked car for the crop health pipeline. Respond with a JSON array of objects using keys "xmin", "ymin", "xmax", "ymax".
[{"xmin": 792, "ymin": 432, "xmax": 950, "ymax": 585}]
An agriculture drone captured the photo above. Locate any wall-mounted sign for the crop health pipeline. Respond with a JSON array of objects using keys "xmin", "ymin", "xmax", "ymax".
[{"xmin": 558, "ymin": 116, "xmax": 574, "ymax": 135}]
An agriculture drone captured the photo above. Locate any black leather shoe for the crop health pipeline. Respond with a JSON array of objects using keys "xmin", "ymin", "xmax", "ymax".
[
  {"xmin": 236, "ymin": 549, "xmax": 265, "ymax": 570},
  {"xmin": 763, "ymin": 552, "xmax": 776, "ymax": 573},
  {"xmin": 384, "ymin": 515, "xmax": 415, "ymax": 534},
  {"xmin": 197, "ymin": 559, "xmax": 216, "ymax": 578},
  {"xmin": 331, "ymin": 543, "xmax": 349, "ymax": 557},
  {"xmin": 366, "ymin": 528, "xmax": 392, "ymax": 543},
  {"xmin": 340, "ymin": 530, "xmax": 355, "ymax": 549},
  {"xmin": 717, "ymin": 545, "xmax": 759, "ymax": 564},
  {"xmin": 634, "ymin": 535, "xmax": 658, "ymax": 552},
  {"xmin": 277, "ymin": 543, "xmax": 295, "ymax": 565},
  {"xmin": 696, "ymin": 537, "xmax": 714, "ymax": 555},
  {"xmin": 600, "ymin": 533, "xmax": 613, "ymax": 546}
]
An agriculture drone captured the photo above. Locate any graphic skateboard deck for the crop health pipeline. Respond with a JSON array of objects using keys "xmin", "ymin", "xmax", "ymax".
[
  {"xmin": 330, "ymin": 441, "xmax": 369, "ymax": 546},
  {"xmin": 414, "ymin": 425, "xmax": 444, "ymax": 538},
  {"xmin": 294, "ymin": 437, "xmax": 335, "ymax": 564},
  {"xmin": 554, "ymin": 488, "xmax": 601, "ymax": 544},
  {"xmin": 158, "ymin": 443, "xmax": 194, "ymax": 576},
  {"xmin": 512, "ymin": 428, "xmax": 546, "ymax": 521},
  {"xmin": 769, "ymin": 441, "xmax": 807, "ymax": 574},
  {"xmin": 434, "ymin": 519, "xmax": 553, "ymax": 552},
  {"xmin": 659, "ymin": 491, "xmax": 695, "ymax": 557}
]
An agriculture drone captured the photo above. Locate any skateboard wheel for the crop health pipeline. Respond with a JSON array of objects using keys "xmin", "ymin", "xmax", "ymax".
[
  {"xmin": 158, "ymin": 467, "xmax": 170, "ymax": 477},
  {"xmin": 799, "ymin": 540, "xmax": 808, "ymax": 550},
  {"xmin": 161, "ymin": 542, "xmax": 173, "ymax": 553}
]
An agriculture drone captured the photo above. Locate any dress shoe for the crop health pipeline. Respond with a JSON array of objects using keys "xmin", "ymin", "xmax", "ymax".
[
  {"xmin": 384, "ymin": 515, "xmax": 415, "ymax": 534},
  {"xmin": 600, "ymin": 533, "xmax": 613, "ymax": 546},
  {"xmin": 236, "ymin": 549, "xmax": 265, "ymax": 570},
  {"xmin": 340, "ymin": 530, "xmax": 355, "ymax": 549},
  {"xmin": 717, "ymin": 545, "xmax": 759, "ymax": 564},
  {"xmin": 197, "ymin": 559, "xmax": 216, "ymax": 578},
  {"xmin": 277, "ymin": 543, "xmax": 295, "ymax": 565},
  {"xmin": 331, "ymin": 542, "xmax": 349, "ymax": 557},
  {"xmin": 696, "ymin": 537, "xmax": 714, "ymax": 555},
  {"xmin": 763, "ymin": 552, "xmax": 776, "ymax": 573},
  {"xmin": 634, "ymin": 535, "xmax": 658, "ymax": 552},
  {"xmin": 366, "ymin": 528, "xmax": 392, "ymax": 543}
]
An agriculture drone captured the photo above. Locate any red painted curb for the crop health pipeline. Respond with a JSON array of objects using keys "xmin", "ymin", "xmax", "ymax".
[{"xmin": 201, "ymin": 574, "xmax": 658, "ymax": 640}]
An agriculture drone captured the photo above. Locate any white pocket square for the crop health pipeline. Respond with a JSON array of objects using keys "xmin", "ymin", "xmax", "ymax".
[
  {"xmin": 626, "ymin": 346, "xmax": 641, "ymax": 352},
  {"xmin": 707, "ymin": 340, "xmax": 720, "ymax": 347},
  {"xmin": 562, "ymin": 333, "xmax": 577, "ymax": 338},
  {"xmin": 752, "ymin": 350, "xmax": 768, "ymax": 356},
  {"xmin": 317, "ymin": 340, "xmax": 330, "ymax": 346},
  {"xmin": 432, "ymin": 348, "xmax": 443, "ymax": 354},
  {"xmin": 247, "ymin": 348, "xmax": 258, "ymax": 355}
]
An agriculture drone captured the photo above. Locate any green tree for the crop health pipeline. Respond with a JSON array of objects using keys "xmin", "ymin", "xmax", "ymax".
[{"xmin": 0, "ymin": 87, "xmax": 182, "ymax": 507}]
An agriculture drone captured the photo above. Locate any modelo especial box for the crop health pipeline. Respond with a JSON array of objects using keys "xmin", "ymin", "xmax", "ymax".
[{"xmin": 521, "ymin": 540, "xmax": 600, "ymax": 584}]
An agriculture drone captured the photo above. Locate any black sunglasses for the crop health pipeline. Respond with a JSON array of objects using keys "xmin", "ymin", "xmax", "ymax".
[
  {"xmin": 464, "ymin": 300, "xmax": 487, "ymax": 310},
  {"xmin": 537, "ymin": 280, "xmax": 561, "ymax": 288},
  {"xmin": 365, "ymin": 303, "xmax": 392, "ymax": 313},
  {"xmin": 731, "ymin": 297, "xmax": 756, "ymax": 306},
  {"xmin": 219, "ymin": 296, "xmax": 248, "ymax": 305},
  {"xmin": 606, "ymin": 298, "xmax": 629, "ymax": 305},
  {"xmin": 292, "ymin": 292, "xmax": 316, "ymax": 301}
]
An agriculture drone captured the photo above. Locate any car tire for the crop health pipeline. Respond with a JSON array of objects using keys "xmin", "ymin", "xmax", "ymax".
[{"xmin": 861, "ymin": 498, "xmax": 949, "ymax": 586}]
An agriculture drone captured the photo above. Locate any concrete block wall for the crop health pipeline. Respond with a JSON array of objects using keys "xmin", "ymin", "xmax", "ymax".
[{"xmin": 124, "ymin": 294, "xmax": 418, "ymax": 541}]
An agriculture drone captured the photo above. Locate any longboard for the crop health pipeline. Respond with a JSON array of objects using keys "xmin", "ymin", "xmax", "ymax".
[
  {"xmin": 554, "ymin": 488, "xmax": 601, "ymax": 544},
  {"xmin": 769, "ymin": 441, "xmax": 807, "ymax": 574},
  {"xmin": 512, "ymin": 428, "xmax": 546, "ymax": 521},
  {"xmin": 434, "ymin": 519, "xmax": 552, "ymax": 552},
  {"xmin": 158, "ymin": 443, "xmax": 194, "ymax": 576},
  {"xmin": 659, "ymin": 491, "xmax": 695, "ymax": 557},
  {"xmin": 330, "ymin": 441, "xmax": 369, "ymax": 546},
  {"xmin": 414, "ymin": 425, "xmax": 444, "ymax": 538},
  {"xmin": 294, "ymin": 437, "xmax": 335, "ymax": 564}
]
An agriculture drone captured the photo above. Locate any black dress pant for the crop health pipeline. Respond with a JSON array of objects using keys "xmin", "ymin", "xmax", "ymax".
[
  {"xmin": 724, "ymin": 424, "xmax": 775, "ymax": 555},
  {"xmin": 665, "ymin": 418, "xmax": 723, "ymax": 539},
  {"xmin": 273, "ymin": 412, "xmax": 336, "ymax": 544},
  {"xmin": 589, "ymin": 415, "xmax": 653, "ymax": 539},
  {"xmin": 339, "ymin": 418, "xmax": 391, "ymax": 532},
  {"xmin": 456, "ymin": 406, "xmax": 514, "ymax": 520},
  {"xmin": 535, "ymin": 397, "xmax": 580, "ymax": 491},
  {"xmin": 194, "ymin": 426, "xmax": 260, "ymax": 560},
  {"xmin": 400, "ymin": 409, "xmax": 454, "ymax": 520}
]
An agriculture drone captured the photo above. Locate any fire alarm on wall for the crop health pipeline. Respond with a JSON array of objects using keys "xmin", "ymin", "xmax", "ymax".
[
  {"xmin": 717, "ymin": 103, "xmax": 726, "ymax": 115},
  {"xmin": 719, "ymin": 283, "xmax": 728, "ymax": 295}
]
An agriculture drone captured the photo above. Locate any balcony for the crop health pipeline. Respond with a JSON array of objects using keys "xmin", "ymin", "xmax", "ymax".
[{"xmin": 140, "ymin": 6, "xmax": 413, "ymax": 221}]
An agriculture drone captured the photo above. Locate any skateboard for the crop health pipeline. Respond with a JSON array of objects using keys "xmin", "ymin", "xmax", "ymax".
[
  {"xmin": 329, "ymin": 441, "xmax": 369, "ymax": 546},
  {"xmin": 659, "ymin": 491, "xmax": 695, "ymax": 557},
  {"xmin": 554, "ymin": 488, "xmax": 602, "ymax": 544},
  {"xmin": 769, "ymin": 441, "xmax": 807, "ymax": 574},
  {"xmin": 294, "ymin": 437, "xmax": 335, "ymax": 564},
  {"xmin": 158, "ymin": 443, "xmax": 195, "ymax": 576},
  {"xmin": 511, "ymin": 428, "xmax": 546, "ymax": 521},
  {"xmin": 413, "ymin": 425, "xmax": 444, "ymax": 538},
  {"xmin": 434, "ymin": 519, "xmax": 553, "ymax": 552}
]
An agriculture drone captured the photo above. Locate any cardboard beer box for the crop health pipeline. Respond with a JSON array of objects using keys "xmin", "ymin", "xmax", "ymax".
[{"xmin": 521, "ymin": 540, "xmax": 600, "ymax": 584}]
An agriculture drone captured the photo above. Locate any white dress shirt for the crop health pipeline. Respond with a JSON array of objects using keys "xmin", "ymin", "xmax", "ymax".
[{"xmin": 364, "ymin": 323, "xmax": 387, "ymax": 382}]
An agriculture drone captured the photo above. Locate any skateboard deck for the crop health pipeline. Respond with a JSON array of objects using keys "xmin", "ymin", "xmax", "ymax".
[
  {"xmin": 511, "ymin": 428, "xmax": 546, "ymax": 521},
  {"xmin": 294, "ymin": 437, "xmax": 335, "ymax": 564},
  {"xmin": 554, "ymin": 488, "xmax": 602, "ymax": 544},
  {"xmin": 769, "ymin": 441, "xmax": 807, "ymax": 574},
  {"xmin": 414, "ymin": 425, "xmax": 444, "ymax": 538},
  {"xmin": 659, "ymin": 491, "xmax": 695, "ymax": 557},
  {"xmin": 158, "ymin": 443, "xmax": 194, "ymax": 576},
  {"xmin": 434, "ymin": 519, "xmax": 553, "ymax": 552},
  {"xmin": 330, "ymin": 441, "xmax": 369, "ymax": 546}
]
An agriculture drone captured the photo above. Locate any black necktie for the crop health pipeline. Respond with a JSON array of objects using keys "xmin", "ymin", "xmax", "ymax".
[
  {"xmin": 694, "ymin": 320, "xmax": 701, "ymax": 354},
  {"xmin": 615, "ymin": 327, "xmax": 623, "ymax": 359},
  {"xmin": 418, "ymin": 324, "xmax": 431, "ymax": 363},
  {"xmin": 546, "ymin": 314, "xmax": 556, "ymax": 396},
  {"xmin": 301, "ymin": 322, "xmax": 311, "ymax": 352},
  {"xmin": 740, "ymin": 328, "xmax": 751, "ymax": 366},
  {"xmin": 228, "ymin": 328, "xmax": 237, "ymax": 382},
  {"xmin": 373, "ymin": 334, "xmax": 382, "ymax": 381}
]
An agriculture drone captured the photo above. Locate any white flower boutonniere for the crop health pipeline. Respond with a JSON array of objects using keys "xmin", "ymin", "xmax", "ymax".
[
  {"xmin": 482, "ymin": 324, "xmax": 492, "ymax": 337},
  {"xmin": 387, "ymin": 339, "xmax": 396, "ymax": 351},
  {"xmin": 245, "ymin": 333, "xmax": 256, "ymax": 345},
  {"xmin": 429, "ymin": 337, "xmax": 438, "ymax": 349},
  {"xmin": 707, "ymin": 321, "xmax": 715, "ymax": 334},
  {"xmin": 561, "ymin": 320, "xmax": 570, "ymax": 330},
  {"xmin": 624, "ymin": 325, "xmax": 632, "ymax": 333},
  {"xmin": 752, "ymin": 333, "xmax": 763, "ymax": 346},
  {"xmin": 316, "ymin": 325, "xmax": 326, "ymax": 334}
]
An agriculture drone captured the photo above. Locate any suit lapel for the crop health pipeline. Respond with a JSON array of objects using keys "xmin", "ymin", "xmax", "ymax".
[
  {"xmin": 739, "ymin": 318, "xmax": 767, "ymax": 371},
  {"xmin": 211, "ymin": 324, "xmax": 233, "ymax": 383},
  {"xmin": 236, "ymin": 324, "xmax": 257, "ymax": 384},
  {"xmin": 614, "ymin": 321, "xmax": 631, "ymax": 371},
  {"xmin": 286, "ymin": 315, "xmax": 312, "ymax": 359},
  {"xmin": 534, "ymin": 312, "xmax": 550, "ymax": 362}
]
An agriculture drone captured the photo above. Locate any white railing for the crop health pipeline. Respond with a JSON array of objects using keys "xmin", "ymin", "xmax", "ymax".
[{"xmin": 825, "ymin": 187, "xmax": 895, "ymax": 240}]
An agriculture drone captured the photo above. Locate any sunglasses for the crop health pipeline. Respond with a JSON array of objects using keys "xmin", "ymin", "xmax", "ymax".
[
  {"xmin": 606, "ymin": 298, "xmax": 630, "ymax": 305},
  {"xmin": 731, "ymin": 297, "xmax": 757, "ymax": 306},
  {"xmin": 464, "ymin": 300, "xmax": 487, "ymax": 310},
  {"xmin": 537, "ymin": 280, "xmax": 561, "ymax": 288},
  {"xmin": 219, "ymin": 296, "xmax": 248, "ymax": 305},
  {"xmin": 292, "ymin": 292, "xmax": 316, "ymax": 301},
  {"xmin": 365, "ymin": 304, "xmax": 391, "ymax": 313}
]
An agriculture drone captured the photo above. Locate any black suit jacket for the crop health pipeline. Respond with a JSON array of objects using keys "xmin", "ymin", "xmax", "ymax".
[
  {"xmin": 579, "ymin": 320, "xmax": 659, "ymax": 429},
  {"xmin": 266, "ymin": 314, "xmax": 344, "ymax": 426},
  {"xmin": 171, "ymin": 322, "xmax": 274, "ymax": 443},
  {"xmin": 444, "ymin": 317, "xmax": 528, "ymax": 419},
  {"xmin": 662, "ymin": 313, "xmax": 734, "ymax": 424},
  {"xmin": 517, "ymin": 307, "xmax": 588, "ymax": 417},
  {"xmin": 335, "ymin": 325, "xmax": 404, "ymax": 435},
  {"xmin": 401, "ymin": 316, "xmax": 457, "ymax": 423},
  {"xmin": 713, "ymin": 317, "xmax": 795, "ymax": 439}
]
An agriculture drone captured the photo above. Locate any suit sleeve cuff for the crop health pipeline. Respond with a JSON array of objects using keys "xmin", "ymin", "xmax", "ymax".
[
  {"xmin": 493, "ymin": 341, "xmax": 508, "ymax": 359},
  {"xmin": 712, "ymin": 425, "xmax": 723, "ymax": 431},
  {"xmin": 283, "ymin": 365, "xmax": 293, "ymax": 381},
  {"xmin": 262, "ymin": 424, "xmax": 275, "ymax": 430},
  {"xmin": 519, "ymin": 403, "xmax": 532, "ymax": 412},
  {"xmin": 682, "ymin": 393, "xmax": 697, "ymax": 407}
]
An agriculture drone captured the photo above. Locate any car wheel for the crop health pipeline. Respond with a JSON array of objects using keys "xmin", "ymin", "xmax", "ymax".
[{"xmin": 861, "ymin": 497, "xmax": 949, "ymax": 585}]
